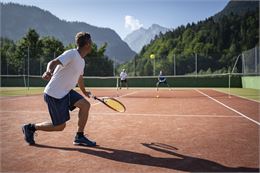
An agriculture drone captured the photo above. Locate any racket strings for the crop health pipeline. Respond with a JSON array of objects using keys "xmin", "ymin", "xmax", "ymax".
[{"xmin": 104, "ymin": 99, "xmax": 125, "ymax": 112}]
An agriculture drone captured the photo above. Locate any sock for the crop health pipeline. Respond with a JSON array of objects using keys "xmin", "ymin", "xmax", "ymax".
[{"xmin": 77, "ymin": 132, "xmax": 84, "ymax": 137}]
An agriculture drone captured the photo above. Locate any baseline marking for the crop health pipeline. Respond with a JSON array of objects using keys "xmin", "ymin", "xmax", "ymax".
[
  {"xmin": 90, "ymin": 112, "xmax": 240, "ymax": 118},
  {"xmin": 195, "ymin": 89, "xmax": 260, "ymax": 126},
  {"xmin": 0, "ymin": 110, "xmax": 242, "ymax": 118}
]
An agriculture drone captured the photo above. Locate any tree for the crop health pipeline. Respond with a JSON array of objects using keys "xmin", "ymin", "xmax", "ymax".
[
  {"xmin": 39, "ymin": 36, "xmax": 64, "ymax": 74},
  {"xmin": 0, "ymin": 38, "xmax": 16, "ymax": 74},
  {"xmin": 142, "ymin": 60, "xmax": 153, "ymax": 76},
  {"xmin": 2, "ymin": 28, "xmax": 116, "ymax": 77},
  {"xmin": 13, "ymin": 38, "xmax": 29, "ymax": 74},
  {"xmin": 14, "ymin": 28, "xmax": 43, "ymax": 75},
  {"xmin": 85, "ymin": 43, "xmax": 113, "ymax": 76}
]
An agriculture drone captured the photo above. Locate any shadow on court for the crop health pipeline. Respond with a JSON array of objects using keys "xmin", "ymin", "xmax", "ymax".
[{"xmin": 33, "ymin": 143, "xmax": 259, "ymax": 172}]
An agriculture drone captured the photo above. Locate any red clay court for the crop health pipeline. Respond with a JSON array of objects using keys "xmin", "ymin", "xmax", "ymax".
[{"xmin": 0, "ymin": 88, "xmax": 259, "ymax": 173}]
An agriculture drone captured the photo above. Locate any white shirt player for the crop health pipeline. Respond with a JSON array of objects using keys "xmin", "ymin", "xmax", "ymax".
[
  {"xmin": 44, "ymin": 49, "xmax": 85, "ymax": 99},
  {"xmin": 120, "ymin": 70, "xmax": 128, "ymax": 80}
]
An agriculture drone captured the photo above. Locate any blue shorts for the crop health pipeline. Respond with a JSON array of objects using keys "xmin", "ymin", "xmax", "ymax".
[
  {"xmin": 157, "ymin": 80, "xmax": 167, "ymax": 85},
  {"xmin": 44, "ymin": 90, "xmax": 84, "ymax": 126},
  {"xmin": 120, "ymin": 79, "xmax": 127, "ymax": 83},
  {"xmin": 159, "ymin": 81, "xmax": 167, "ymax": 84}
]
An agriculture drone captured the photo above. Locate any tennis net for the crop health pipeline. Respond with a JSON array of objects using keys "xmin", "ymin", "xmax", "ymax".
[{"xmin": 0, "ymin": 73, "xmax": 242, "ymax": 88}]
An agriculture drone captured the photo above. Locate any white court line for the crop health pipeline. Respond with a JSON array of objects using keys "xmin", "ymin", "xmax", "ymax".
[
  {"xmin": 0, "ymin": 90, "xmax": 139, "ymax": 103},
  {"xmin": 0, "ymin": 110, "xmax": 241, "ymax": 118},
  {"xmin": 0, "ymin": 95, "xmax": 42, "ymax": 101},
  {"xmin": 91, "ymin": 90, "xmax": 139, "ymax": 106},
  {"xmin": 195, "ymin": 89, "xmax": 260, "ymax": 126},
  {"xmin": 91, "ymin": 112, "xmax": 240, "ymax": 118}
]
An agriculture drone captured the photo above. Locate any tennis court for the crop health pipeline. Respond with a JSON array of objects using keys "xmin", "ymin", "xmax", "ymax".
[{"xmin": 0, "ymin": 88, "xmax": 259, "ymax": 172}]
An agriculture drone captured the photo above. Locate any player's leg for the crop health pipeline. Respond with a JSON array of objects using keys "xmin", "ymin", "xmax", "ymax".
[
  {"xmin": 123, "ymin": 80, "xmax": 128, "ymax": 89},
  {"xmin": 22, "ymin": 93, "xmax": 70, "ymax": 145},
  {"xmin": 40, "ymin": 93, "xmax": 70, "ymax": 130},
  {"xmin": 121, "ymin": 81, "xmax": 124, "ymax": 89},
  {"xmin": 23, "ymin": 123, "xmax": 65, "ymax": 145},
  {"xmin": 165, "ymin": 81, "xmax": 172, "ymax": 90},
  {"xmin": 167, "ymin": 83, "xmax": 172, "ymax": 90},
  {"xmin": 35, "ymin": 122, "xmax": 66, "ymax": 131},
  {"xmin": 74, "ymin": 98, "xmax": 90, "ymax": 133},
  {"xmin": 156, "ymin": 81, "xmax": 160, "ymax": 91},
  {"xmin": 71, "ymin": 91, "xmax": 96, "ymax": 146}
]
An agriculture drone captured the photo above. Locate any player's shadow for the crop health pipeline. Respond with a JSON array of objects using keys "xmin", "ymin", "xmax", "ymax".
[{"xmin": 34, "ymin": 143, "xmax": 259, "ymax": 172}]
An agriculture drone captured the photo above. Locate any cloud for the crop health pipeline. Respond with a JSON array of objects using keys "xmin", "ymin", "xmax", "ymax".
[{"xmin": 124, "ymin": 15, "xmax": 143, "ymax": 31}]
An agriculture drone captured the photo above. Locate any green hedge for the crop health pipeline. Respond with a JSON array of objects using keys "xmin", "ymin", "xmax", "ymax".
[{"xmin": 1, "ymin": 75, "xmax": 242, "ymax": 87}]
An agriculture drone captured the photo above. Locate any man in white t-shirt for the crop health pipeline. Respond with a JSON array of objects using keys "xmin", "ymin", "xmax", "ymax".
[
  {"xmin": 119, "ymin": 69, "xmax": 128, "ymax": 89},
  {"xmin": 22, "ymin": 32, "xmax": 96, "ymax": 147}
]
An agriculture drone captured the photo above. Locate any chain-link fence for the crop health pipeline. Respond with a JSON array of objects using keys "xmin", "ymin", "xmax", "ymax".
[{"xmin": 242, "ymin": 46, "xmax": 260, "ymax": 75}]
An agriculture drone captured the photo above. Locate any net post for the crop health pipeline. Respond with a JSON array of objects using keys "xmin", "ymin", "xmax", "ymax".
[
  {"xmin": 116, "ymin": 77, "xmax": 119, "ymax": 90},
  {"xmin": 228, "ymin": 73, "xmax": 231, "ymax": 98},
  {"xmin": 229, "ymin": 54, "xmax": 241, "ymax": 99},
  {"xmin": 116, "ymin": 77, "xmax": 119, "ymax": 97},
  {"xmin": 255, "ymin": 46, "xmax": 258, "ymax": 74},
  {"xmin": 23, "ymin": 74, "xmax": 27, "ymax": 88},
  {"xmin": 27, "ymin": 46, "xmax": 30, "ymax": 95}
]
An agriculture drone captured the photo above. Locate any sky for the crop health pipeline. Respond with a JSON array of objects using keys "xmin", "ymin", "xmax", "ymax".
[{"xmin": 1, "ymin": 0, "xmax": 229, "ymax": 39}]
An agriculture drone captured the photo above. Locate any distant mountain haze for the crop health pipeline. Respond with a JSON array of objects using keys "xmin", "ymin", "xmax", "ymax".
[
  {"xmin": 1, "ymin": 3, "xmax": 136, "ymax": 63},
  {"xmin": 124, "ymin": 24, "xmax": 169, "ymax": 53}
]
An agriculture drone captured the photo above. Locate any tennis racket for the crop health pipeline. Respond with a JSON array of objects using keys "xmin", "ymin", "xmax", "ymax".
[{"xmin": 89, "ymin": 93, "xmax": 126, "ymax": 113}]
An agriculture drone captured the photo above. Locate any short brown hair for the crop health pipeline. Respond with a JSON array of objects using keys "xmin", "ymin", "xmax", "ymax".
[{"xmin": 75, "ymin": 32, "xmax": 91, "ymax": 48}]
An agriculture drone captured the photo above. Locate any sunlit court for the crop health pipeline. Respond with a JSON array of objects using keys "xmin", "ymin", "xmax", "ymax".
[{"xmin": 0, "ymin": 87, "xmax": 259, "ymax": 172}]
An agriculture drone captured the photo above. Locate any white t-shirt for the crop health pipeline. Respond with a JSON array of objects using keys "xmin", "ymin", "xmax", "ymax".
[
  {"xmin": 44, "ymin": 49, "xmax": 85, "ymax": 99},
  {"xmin": 120, "ymin": 72, "xmax": 127, "ymax": 80}
]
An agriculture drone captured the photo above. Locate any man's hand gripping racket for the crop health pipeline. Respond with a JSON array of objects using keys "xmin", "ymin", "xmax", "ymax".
[{"xmin": 89, "ymin": 92, "xmax": 126, "ymax": 113}]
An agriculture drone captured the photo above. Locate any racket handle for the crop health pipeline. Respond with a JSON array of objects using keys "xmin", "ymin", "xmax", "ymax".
[{"xmin": 88, "ymin": 91, "xmax": 97, "ymax": 100}]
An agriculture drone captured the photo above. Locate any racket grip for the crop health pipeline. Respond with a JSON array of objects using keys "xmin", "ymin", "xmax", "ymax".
[{"xmin": 88, "ymin": 92, "xmax": 97, "ymax": 100}]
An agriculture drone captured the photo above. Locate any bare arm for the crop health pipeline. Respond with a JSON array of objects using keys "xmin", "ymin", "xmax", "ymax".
[
  {"xmin": 42, "ymin": 58, "xmax": 62, "ymax": 81},
  {"xmin": 78, "ymin": 75, "xmax": 90, "ymax": 98}
]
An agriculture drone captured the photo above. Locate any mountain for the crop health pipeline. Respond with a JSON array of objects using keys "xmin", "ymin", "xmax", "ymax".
[
  {"xmin": 0, "ymin": 3, "xmax": 136, "ymax": 63},
  {"xmin": 214, "ymin": 0, "xmax": 259, "ymax": 20},
  {"xmin": 121, "ymin": 1, "xmax": 259, "ymax": 76},
  {"xmin": 124, "ymin": 24, "xmax": 169, "ymax": 53}
]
